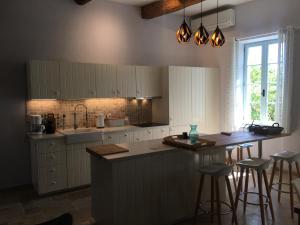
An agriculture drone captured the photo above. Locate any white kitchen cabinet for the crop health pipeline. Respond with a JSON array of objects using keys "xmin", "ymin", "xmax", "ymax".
[
  {"xmin": 133, "ymin": 128, "xmax": 154, "ymax": 142},
  {"xmin": 103, "ymin": 131, "xmax": 134, "ymax": 144},
  {"xmin": 169, "ymin": 66, "xmax": 192, "ymax": 126},
  {"xmin": 30, "ymin": 138, "xmax": 67, "ymax": 195},
  {"xmin": 67, "ymin": 141, "xmax": 101, "ymax": 188},
  {"xmin": 136, "ymin": 66, "xmax": 162, "ymax": 98},
  {"xmin": 152, "ymin": 126, "xmax": 170, "ymax": 139},
  {"xmin": 60, "ymin": 62, "xmax": 97, "ymax": 99},
  {"xmin": 27, "ymin": 60, "xmax": 61, "ymax": 99},
  {"xmin": 117, "ymin": 65, "xmax": 136, "ymax": 98},
  {"xmin": 95, "ymin": 64, "xmax": 117, "ymax": 98}
]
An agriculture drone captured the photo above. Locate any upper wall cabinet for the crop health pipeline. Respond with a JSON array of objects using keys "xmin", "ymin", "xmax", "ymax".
[
  {"xmin": 136, "ymin": 66, "xmax": 161, "ymax": 98},
  {"xmin": 27, "ymin": 60, "xmax": 162, "ymax": 100},
  {"xmin": 116, "ymin": 65, "xmax": 136, "ymax": 98},
  {"xmin": 95, "ymin": 64, "xmax": 117, "ymax": 98},
  {"xmin": 60, "ymin": 62, "xmax": 97, "ymax": 99},
  {"xmin": 27, "ymin": 60, "xmax": 61, "ymax": 99}
]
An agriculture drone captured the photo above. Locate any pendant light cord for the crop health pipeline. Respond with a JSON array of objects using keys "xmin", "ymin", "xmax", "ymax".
[
  {"xmin": 200, "ymin": 0, "xmax": 203, "ymax": 24},
  {"xmin": 217, "ymin": 0, "xmax": 219, "ymax": 25},
  {"xmin": 183, "ymin": 0, "xmax": 186, "ymax": 21}
]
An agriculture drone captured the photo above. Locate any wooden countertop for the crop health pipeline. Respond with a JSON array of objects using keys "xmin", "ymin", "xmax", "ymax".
[{"xmin": 86, "ymin": 131, "xmax": 290, "ymax": 161}]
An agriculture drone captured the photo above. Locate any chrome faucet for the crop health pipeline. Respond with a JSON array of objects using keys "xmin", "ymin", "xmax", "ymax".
[{"xmin": 73, "ymin": 104, "xmax": 88, "ymax": 130}]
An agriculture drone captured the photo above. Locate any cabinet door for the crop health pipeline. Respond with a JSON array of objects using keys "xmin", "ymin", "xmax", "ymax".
[
  {"xmin": 136, "ymin": 66, "xmax": 162, "ymax": 98},
  {"xmin": 67, "ymin": 142, "xmax": 100, "ymax": 187},
  {"xmin": 191, "ymin": 67, "xmax": 206, "ymax": 128},
  {"xmin": 169, "ymin": 66, "xmax": 192, "ymax": 126},
  {"xmin": 27, "ymin": 60, "xmax": 60, "ymax": 99},
  {"xmin": 95, "ymin": 64, "xmax": 117, "ymax": 98},
  {"xmin": 204, "ymin": 68, "xmax": 220, "ymax": 134},
  {"xmin": 60, "ymin": 62, "xmax": 96, "ymax": 99},
  {"xmin": 103, "ymin": 133, "xmax": 120, "ymax": 144},
  {"xmin": 116, "ymin": 65, "xmax": 136, "ymax": 98},
  {"xmin": 133, "ymin": 130, "xmax": 145, "ymax": 142}
]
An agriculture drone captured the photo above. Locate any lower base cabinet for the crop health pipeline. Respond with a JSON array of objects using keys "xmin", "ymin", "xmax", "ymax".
[{"xmin": 30, "ymin": 126, "xmax": 177, "ymax": 195}]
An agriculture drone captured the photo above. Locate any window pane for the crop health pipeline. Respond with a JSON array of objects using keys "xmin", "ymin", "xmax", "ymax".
[
  {"xmin": 268, "ymin": 64, "xmax": 278, "ymax": 84},
  {"xmin": 247, "ymin": 46, "xmax": 262, "ymax": 65},
  {"xmin": 268, "ymin": 43, "xmax": 278, "ymax": 64},
  {"xmin": 268, "ymin": 103, "xmax": 276, "ymax": 121},
  {"xmin": 246, "ymin": 65, "xmax": 262, "ymax": 121},
  {"xmin": 267, "ymin": 84, "xmax": 277, "ymax": 103}
]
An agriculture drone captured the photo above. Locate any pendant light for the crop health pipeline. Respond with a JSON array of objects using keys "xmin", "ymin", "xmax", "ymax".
[
  {"xmin": 176, "ymin": 0, "xmax": 192, "ymax": 43},
  {"xmin": 194, "ymin": 0, "xmax": 209, "ymax": 46},
  {"xmin": 211, "ymin": 0, "xmax": 225, "ymax": 47}
]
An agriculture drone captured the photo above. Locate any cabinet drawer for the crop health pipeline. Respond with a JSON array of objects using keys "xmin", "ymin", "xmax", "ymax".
[
  {"xmin": 37, "ymin": 139, "xmax": 65, "ymax": 154},
  {"xmin": 38, "ymin": 151, "xmax": 66, "ymax": 167},
  {"xmin": 38, "ymin": 164, "xmax": 67, "ymax": 194}
]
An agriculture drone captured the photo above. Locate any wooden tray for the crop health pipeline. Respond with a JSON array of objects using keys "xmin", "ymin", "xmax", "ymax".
[{"xmin": 163, "ymin": 135, "xmax": 216, "ymax": 150}]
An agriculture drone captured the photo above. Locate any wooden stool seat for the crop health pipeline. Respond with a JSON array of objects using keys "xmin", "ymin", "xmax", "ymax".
[
  {"xmin": 269, "ymin": 151, "xmax": 300, "ymax": 219},
  {"xmin": 199, "ymin": 163, "xmax": 233, "ymax": 176},
  {"xmin": 235, "ymin": 158, "xmax": 274, "ymax": 225},
  {"xmin": 271, "ymin": 151, "xmax": 300, "ymax": 163},
  {"xmin": 238, "ymin": 143, "xmax": 254, "ymax": 148},
  {"xmin": 194, "ymin": 163, "xmax": 238, "ymax": 225},
  {"xmin": 237, "ymin": 158, "xmax": 270, "ymax": 170},
  {"xmin": 226, "ymin": 146, "xmax": 236, "ymax": 152}
]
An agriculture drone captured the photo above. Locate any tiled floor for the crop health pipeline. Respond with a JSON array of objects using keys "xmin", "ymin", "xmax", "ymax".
[{"xmin": 0, "ymin": 172, "xmax": 299, "ymax": 225}]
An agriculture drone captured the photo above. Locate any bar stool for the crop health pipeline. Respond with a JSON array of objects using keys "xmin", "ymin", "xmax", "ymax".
[
  {"xmin": 235, "ymin": 158, "xmax": 274, "ymax": 225},
  {"xmin": 194, "ymin": 163, "xmax": 238, "ymax": 225},
  {"xmin": 269, "ymin": 151, "xmax": 300, "ymax": 218},
  {"xmin": 237, "ymin": 143, "xmax": 256, "ymax": 188},
  {"xmin": 226, "ymin": 146, "xmax": 237, "ymax": 191}
]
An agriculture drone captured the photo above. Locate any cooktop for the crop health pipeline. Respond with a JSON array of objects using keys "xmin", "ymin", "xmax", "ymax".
[{"xmin": 133, "ymin": 122, "xmax": 169, "ymax": 128}]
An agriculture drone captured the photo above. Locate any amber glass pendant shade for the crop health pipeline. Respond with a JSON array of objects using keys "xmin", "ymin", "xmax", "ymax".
[
  {"xmin": 211, "ymin": 26, "xmax": 225, "ymax": 47},
  {"xmin": 194, "ymin": 23, "xmax": 209, "ymax": 45},
  {"xmin": 176, "ymin": 20, "xmax": 192, "ymax": 43}
]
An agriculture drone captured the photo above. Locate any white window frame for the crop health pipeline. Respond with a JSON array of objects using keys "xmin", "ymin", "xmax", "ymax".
[{"xmin": 243, "ymin": 37, "xmax": 279, "ymax": 123}]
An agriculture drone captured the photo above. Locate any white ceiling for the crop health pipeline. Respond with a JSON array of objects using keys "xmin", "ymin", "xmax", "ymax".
[{"xmin": 106, "ymin": 0, "xmax": 254, "ymax": 16}]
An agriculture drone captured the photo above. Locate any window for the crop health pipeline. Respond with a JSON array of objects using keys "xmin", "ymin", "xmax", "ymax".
[{"xmin": 243, "ymin": 37, "xmax": 279, "ymax": 123}]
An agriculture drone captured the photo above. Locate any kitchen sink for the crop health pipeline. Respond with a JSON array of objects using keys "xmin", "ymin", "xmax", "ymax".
[{"xmin": 58, "ymin": 128, "xmax": 102, "ymax": 144}]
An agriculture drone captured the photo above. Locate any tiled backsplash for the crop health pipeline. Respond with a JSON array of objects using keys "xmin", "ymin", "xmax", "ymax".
[{"xmin": 26, "ymin": 99, "xmax": 152, "ymax": 129}]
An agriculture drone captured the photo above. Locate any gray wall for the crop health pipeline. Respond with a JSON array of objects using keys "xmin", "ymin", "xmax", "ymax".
[
  {"xmin": 1, "ymin": 0, "xmax": 300, "ymax": 188},
  {"xmin": 0, "ymin": 0, "xmax": 201, "ymax": 189}
]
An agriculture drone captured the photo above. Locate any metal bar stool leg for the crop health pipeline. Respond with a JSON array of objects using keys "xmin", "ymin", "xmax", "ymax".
[
  {"xmin": 263, "ymin": 170, "xmax": 275, "ymax": 221},
  {"xmin": 257, "ymin": 171, "xmax": 266, "ymax": 225},
  {"xmin": 243, "ymin": 168, "xmax": 250, "ymax": 213},
  {"xmin": 211, "ymin": 176, "xmax": 215, "ymax": 223},
  {"xmin": 194, "ymin": 174, "xmax": 205, "ymax": 225},
  {"xmin": 215, "ymin": 177, "xmax": 221, "ymax": 225},
  {"xmin": 269, "ymin": 160, "xmax": 277, "ymax": 192},
  {"xmin": 278, "ymin": 160, "xmax": 284, "ymax": 202},
  {"xmin": 289, "ymin": 163, "xmax": 294, "ymax": 218},
  {"xmin": 225, "ymin": 176, "xmax": 238, "ymax": 225}
]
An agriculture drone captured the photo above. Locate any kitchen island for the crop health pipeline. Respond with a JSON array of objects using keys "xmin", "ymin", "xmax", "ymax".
[{"xmin": 86, "ymin": 131, "xmax": 289, "ymax": 225}]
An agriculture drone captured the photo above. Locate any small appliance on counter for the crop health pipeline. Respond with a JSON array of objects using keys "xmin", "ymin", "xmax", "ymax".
[
  {"xmin": 28, "ymin": 115, "xmax": 45, "ymax": 135},
  {"xmin": 44, "ymin": 113, "xmax": 56, "ymax": 134},
  {"xmin": 96, "ymin": 113, "xmax": 105, "ymax": 128}
]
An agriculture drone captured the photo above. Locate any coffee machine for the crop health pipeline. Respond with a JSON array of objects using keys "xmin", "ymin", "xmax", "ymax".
[{"xmin": 28, "ymin": 115, "xmax": 45, "ymax": 135}]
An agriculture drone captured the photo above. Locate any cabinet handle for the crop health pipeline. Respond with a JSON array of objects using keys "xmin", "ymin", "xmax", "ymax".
[
  {"xmin": 91, "ymin": 90, "xmax": 96, "ymax": 95},
  {"xmin": 136, "ymin": 138, "xmax": 140, "ymax": 141},
  {"xmin": 49, "ymin": 142, "xmax": 55, "ymax": 146},
  {"xmin": 147, "ymin": 131, "xmax": 151, "ymax": 134},
  {"xmin": 108, "ymin": 136, "xmax": 112, "ymax": 139},
  {"xmin": 112, "ymin": 90, "xmax": 116, "ymax": 95},
  {"xmin": 51, "ymin": 180, "xmax": 57, "ymax": 185},
  {"xmin": 50, "ymin": 154, "xmax": 56, "ymax": 160},
  {"xmin": 50, "ymin": 168, "xmax": 56, "ymax": 173},
  {"xmin": 124, "ymin": 134, "xmax": 128, "ymax": 137}
]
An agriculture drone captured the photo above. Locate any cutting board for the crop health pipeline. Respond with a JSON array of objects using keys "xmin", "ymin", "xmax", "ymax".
[{"xmin": 87, "ymin": 144, "xmax": 129, "ymax": 156}]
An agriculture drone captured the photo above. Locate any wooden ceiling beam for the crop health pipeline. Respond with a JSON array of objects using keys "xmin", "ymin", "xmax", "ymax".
[
  {"xmin": 74, "ymin": 0, "xmax": 92, "ymax": 5},
  {"xmin": 141, "ymin": 0, "xmax": 205, "ymax": 19}
]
